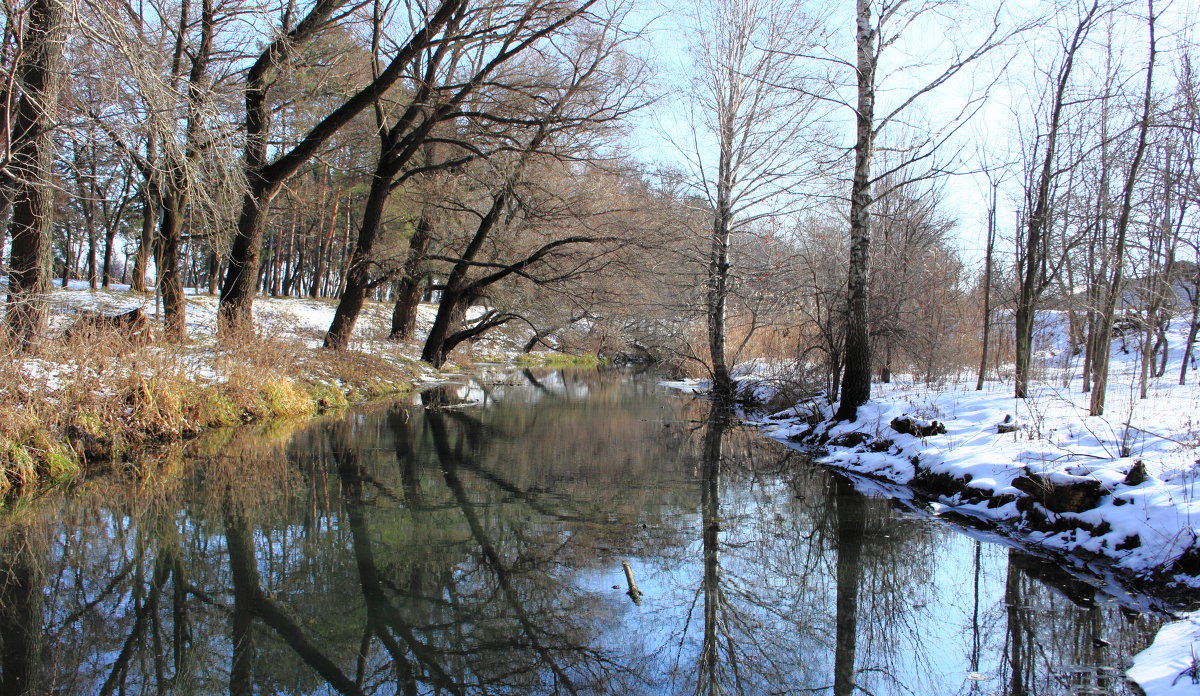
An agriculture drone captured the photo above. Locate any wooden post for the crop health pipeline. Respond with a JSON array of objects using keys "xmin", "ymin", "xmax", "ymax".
[{"xmin": 621, "ymin": 560, "xmax": 642, "ymax": 603}]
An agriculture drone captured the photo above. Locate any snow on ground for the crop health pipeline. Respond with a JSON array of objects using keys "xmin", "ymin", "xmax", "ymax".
[
  {"xmin": 1129, "ymin": 613, "xmax": 1200, "ymax": 695},
  {"xmin": 670, "ymin": 312, "xmax": 1200, "ymax": 694},
  {"xmin": 0, "ymin": 281, "xmax": 543, "ymax": 397}
]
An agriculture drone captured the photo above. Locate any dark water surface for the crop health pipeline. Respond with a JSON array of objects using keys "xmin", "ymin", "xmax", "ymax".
[{"xmin": 0, "ymin": 369, "xmax": 1170, "ymax": 695}]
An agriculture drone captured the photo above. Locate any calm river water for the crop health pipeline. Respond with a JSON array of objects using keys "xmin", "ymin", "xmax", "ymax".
[{"xmin": 0, "ymin": 369, "xmax": 1174, "ymax": 695}]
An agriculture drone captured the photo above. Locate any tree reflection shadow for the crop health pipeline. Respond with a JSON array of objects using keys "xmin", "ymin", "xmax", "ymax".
[{"xmin": 0, "ymin": 372, "xmax": 1173, "ymax": 695}]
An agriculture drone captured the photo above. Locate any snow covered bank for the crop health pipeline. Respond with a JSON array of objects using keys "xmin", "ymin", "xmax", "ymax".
[
  {"xmin": 669, "ymin": 315, "xmax": 1200, "ymax": 694},
  {"xmin": 1128, "ymin": 613, "xmax": 1200, "ymax": 695}
]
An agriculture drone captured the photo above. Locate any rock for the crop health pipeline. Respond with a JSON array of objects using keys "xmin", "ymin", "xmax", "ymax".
[
  {"xmin": 997, "ymin": 414, "xmax": 1021, "ymax": 434},
  {"xmin": 1123, "ymin": 460, "xmax": 1147, "ymax": 486},
  {"xmin": 890, "ymin": 416, "xmax": 946, "ymax": 437},
  {"xmin": 65, "ymin": 307, "xmax": 154, "ymax": 345},
  {"xmin": 868, "ymin": 438, "xmax": 894, "ymax": 453},
  {"xmin": 1011, "ymin": 473, "xmax": 1103, "ymax": 514},
  {"xmin": 827, "ymin": 431, "xmax": 869, "ymax": 448}
]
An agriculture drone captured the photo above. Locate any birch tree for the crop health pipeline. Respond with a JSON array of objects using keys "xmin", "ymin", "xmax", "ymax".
[{"xmin": 835, "ymin": 0, "xmax": 1016, "ymax": 421}]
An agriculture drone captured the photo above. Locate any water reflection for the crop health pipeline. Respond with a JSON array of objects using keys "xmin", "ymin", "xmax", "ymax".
[{"xmin": 0, "ymin": 370, "xmax": 1169, "ymax": 695}]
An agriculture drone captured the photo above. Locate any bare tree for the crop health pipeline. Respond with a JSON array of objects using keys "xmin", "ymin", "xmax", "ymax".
[
  {"xmin": 1173, "ymin": 53, "xmax": 1200, "ymax": 384},
  {"xmin": 216, "ymin": 0, "xmax": 465, "ymax": 337},
  {"xmin": 419, "ymin": 131, "xmax": 637, "ymax": 366},
  {"xmin": 1087, "ymin": 0, "xmax": 1156, "ymax": 416},
  {"xmin": 678, "ymin": 0, "xmax": 826, "ymax": 403},
  {"xmin": 1012, "ymin": 0, "xmax": 1104, "ymax": 396},
  {"xmin": 323, "ymin": 0, "xmax": 620, "ymax": 351},
  {"xmin": 976, "ymin": 166, "xmax": 1000, "ymax": 390}
]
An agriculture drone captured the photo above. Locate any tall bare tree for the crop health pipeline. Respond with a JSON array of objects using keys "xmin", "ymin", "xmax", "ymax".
[
  {"xmin": 1088, "ymin": 0, "xmax": 1156, "ymax": 416},
  {"xmin": 680, "ymin": 0, "xmax": 826, "ymax": 403},
  {"xmin": 1014, "ymin": 0, "xmax": 1104, "ymax": 399}
]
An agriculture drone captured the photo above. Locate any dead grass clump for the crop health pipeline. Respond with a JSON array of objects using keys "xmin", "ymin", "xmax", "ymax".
[
  {"xmin": 0, "ymin": 321, "xmax": 420, "ymax": 499},
  {"xmin": 301, "ymin": 346, "xmax": 419, "ymax": 403}
]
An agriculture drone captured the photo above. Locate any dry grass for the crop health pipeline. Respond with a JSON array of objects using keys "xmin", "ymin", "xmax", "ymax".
[{"xmin": 0, "ymin": 327, "xmax": 419, "ymax": 500}]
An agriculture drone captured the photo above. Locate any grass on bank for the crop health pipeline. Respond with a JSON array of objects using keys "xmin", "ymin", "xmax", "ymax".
[
  {"xmin": 0, "ymin": 330, "xmax": 420, "ymax": 498},
  {"xmin": 511, "ymin": 351, "xmax": 607, "ymax": 369}
]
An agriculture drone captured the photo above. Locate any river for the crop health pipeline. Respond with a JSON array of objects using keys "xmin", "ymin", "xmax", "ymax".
[{"xmin": 0, "ymin": 368, "xmax": 1173, "ymax": 695}]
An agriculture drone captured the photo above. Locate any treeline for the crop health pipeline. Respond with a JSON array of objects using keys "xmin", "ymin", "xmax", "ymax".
[
  {"xmin": 0, "ymin": 0, "xmax": 1197, "ymax": 412},
  {"xmin": 0, "ymin": 0, "xmax": 659, "ymax": 366}
]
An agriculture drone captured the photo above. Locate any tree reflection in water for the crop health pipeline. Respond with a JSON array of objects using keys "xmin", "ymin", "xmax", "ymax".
[{"xmin": 0, "ymin": 370, "xmax": 1171, "ymax": 695}]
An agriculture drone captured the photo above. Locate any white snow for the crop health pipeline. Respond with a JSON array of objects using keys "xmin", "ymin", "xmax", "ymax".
[{"xmin": 1128, "ymin": 614, "xmax": 1200, "ymax": 695}]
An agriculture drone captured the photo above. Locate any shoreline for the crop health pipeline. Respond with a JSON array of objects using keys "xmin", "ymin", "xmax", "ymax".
[{"xmin": 0, "ymin": 284, "xmax": 596, "ymax": 500}]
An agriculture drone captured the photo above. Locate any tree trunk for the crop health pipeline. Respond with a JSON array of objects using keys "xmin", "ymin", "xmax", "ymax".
[
  {"xmin": 420, "ymin": 190, "xmax": 508, "ymax": 367},
  {"xmin": 207, "ymin": 248, "xmax": 220, "ymax": 295},
  {"xmin": 158, "ymin": 197, "xmax": 187, "ymax": 342},
  {"xmin": 421, "ymin": 287, "xmax": 464, "ymax": 367},
  {"xmin": 219, "ymin": 185, "xmax": 275, "ymax": 335},
  {"xmin": 102, "ymin": 225, "xmax": 117, "ymax": 288},
  {"xmin": 832, "ymin": 478, "xmax": 865, "ymax": 696},
  {"xmin": 4, "ymin": 0, "xmax": 64, "ymax": 349},
  {"xmin": 390, "ymin": 209, "xmax": 434, "ymax": 340},
  {"xmin": 131, "ymin": 185, "xmax": 156, "ymax": 293},
  {"xmin": 325, "ymin": 172, "xmax": 390, "ymax": 350},
  {"xmin": 310, "ymin": 196, "xmax": 337, "ymax": 299},
  {"xmin": 835, "ymin": 0, "xmax": 876, "ymax": 422},
  {"xmin": 706, "ymin": 204, "xmax": 734, "ymax": 403},
  {"xmin": 86, "ymin": 222, "xmax": 98, "ymax": 289},
  {"xmin": 0, "ymin": 526, "xmax": 42, "ymax": 696},
  {"xmin": 60, "ymin": 227, "xmax": 73, "ymax": 288},
  {"xmin": 1181, "ymin": 295, "xmax": 1199, "ymax": 384},
  {"xmin": 976, "ymin": 181, "xmax": 996, "ymax": 390}
]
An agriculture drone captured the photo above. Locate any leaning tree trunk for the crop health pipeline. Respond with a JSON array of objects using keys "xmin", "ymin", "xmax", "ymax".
[
  {"xmin": 219, "ymin": 183, "xmax": 274, "ymax": 336},
  {"xmin": 421, "ymin": 286, "xmax": 466, "ymax": 367},
  {"xmin": 4, "ymin": 0, "xmax": 65, "ymax": 350},
  {"xmin": 834, "ymin": 0, "xmax": 876, "ymax": 422},
  {"xmin": 325, "ymin": 170, "xmax": 391, "ymax": 350},
  {"xmin": 1089, "ymin": 6, "xmax": 1155, "ymax": 417}
]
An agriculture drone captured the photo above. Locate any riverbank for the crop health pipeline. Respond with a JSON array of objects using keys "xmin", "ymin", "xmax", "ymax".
[
  {"xmin": 0, "ymin": 283, "xmax": 546, "ymax": 497},
  {"xmin": 665, "ymin": 316, "xmax": 1200, "ymax": 694}
]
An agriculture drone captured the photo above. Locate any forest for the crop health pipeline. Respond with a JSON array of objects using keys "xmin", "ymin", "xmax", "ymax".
[{"xmin": 0, "ymin": 0, "xmax": 1195, "ymax": 417}]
